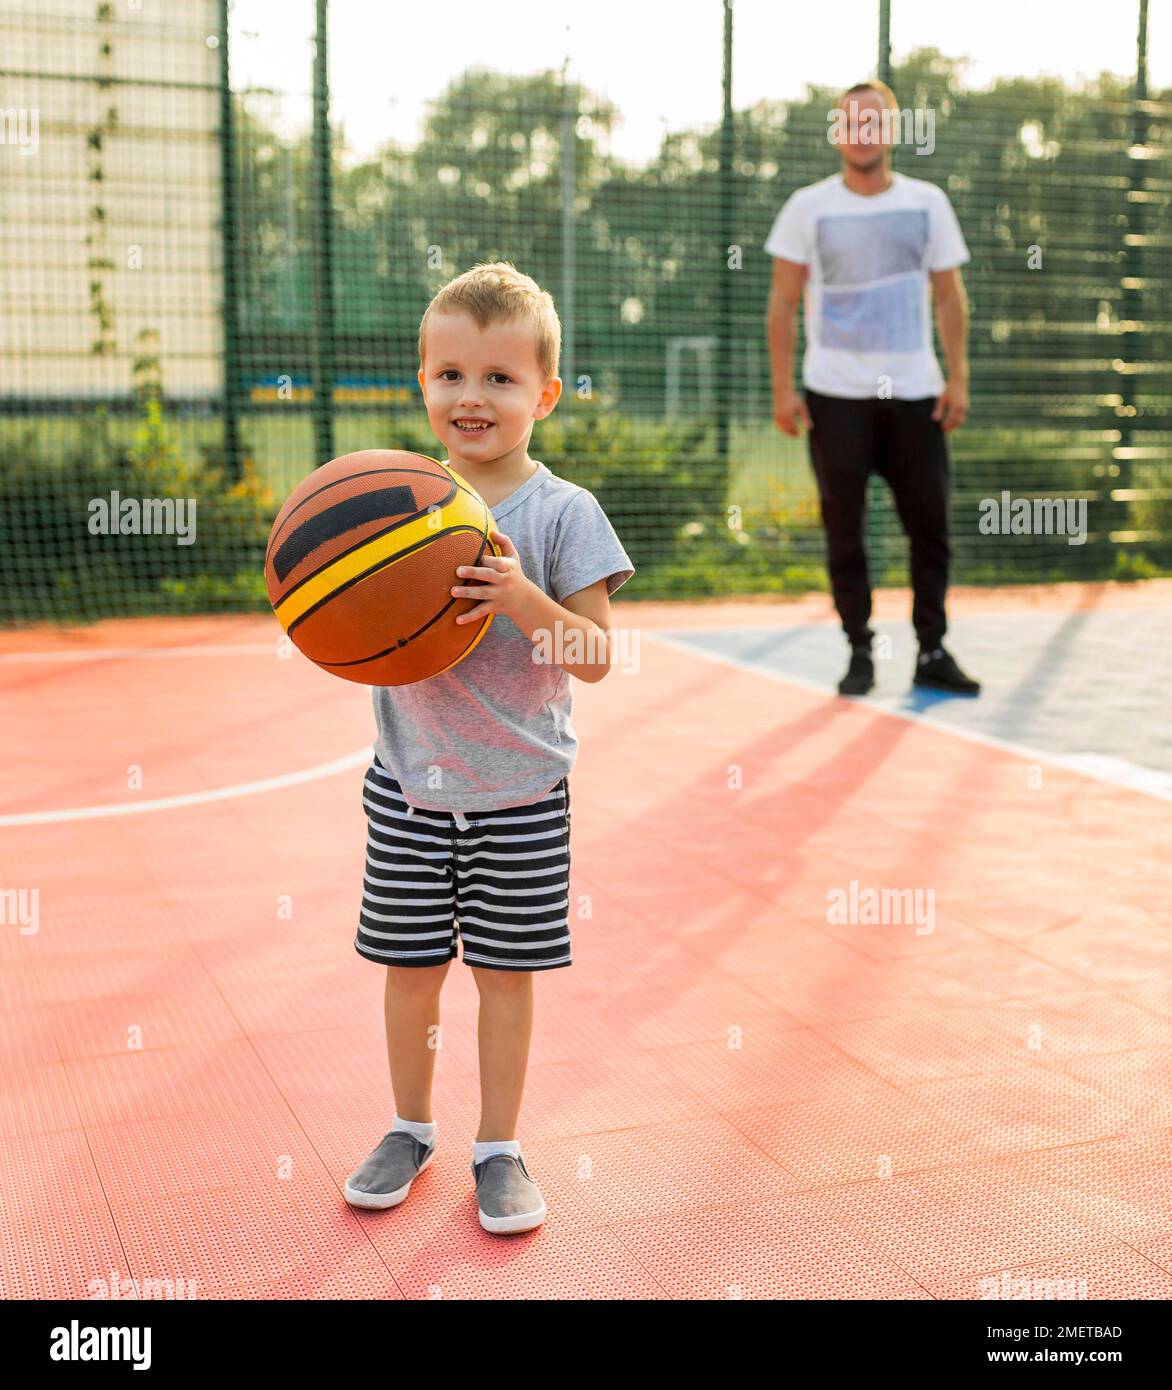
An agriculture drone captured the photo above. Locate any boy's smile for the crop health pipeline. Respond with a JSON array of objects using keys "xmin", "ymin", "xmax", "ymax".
[{"xmin": 453, "ymin": 417, "xmax": 494, "ymax": 438}]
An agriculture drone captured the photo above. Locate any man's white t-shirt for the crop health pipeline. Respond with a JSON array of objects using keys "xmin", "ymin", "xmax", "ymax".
[{"xmin": 763, "ymin": 171, "xmax": 969, "ymax": 400}]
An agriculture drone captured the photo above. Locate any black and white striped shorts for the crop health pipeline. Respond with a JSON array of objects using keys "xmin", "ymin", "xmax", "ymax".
[{"xmin": 355, "ymin": 756, "xmax": 572, "ymax": 972}]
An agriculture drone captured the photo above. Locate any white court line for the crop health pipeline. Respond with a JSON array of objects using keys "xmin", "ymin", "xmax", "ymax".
[
  {"xmin": 0, "ymin": 643, "xmax": 277, "ymax": 664},
  {"xmin": 645, "ymin": 631, "xmax": 1172, "ymax": 804},
  {"xmin": 4, "ymin": 628, "xmax": 1167, "ymax": 821},
  {"xmin": 0, "ymin": 747, "xmax": 373, "ymax": 827}
]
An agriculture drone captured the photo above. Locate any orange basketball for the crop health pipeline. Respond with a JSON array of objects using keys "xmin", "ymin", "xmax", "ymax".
[{"xmin": 264, "ymin": 450, "xmax": 499, "ymax": 686}]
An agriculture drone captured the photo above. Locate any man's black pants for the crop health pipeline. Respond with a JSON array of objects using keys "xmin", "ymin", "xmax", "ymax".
[{"xmin": 804, "ymin": 387, "xmax": 951, "ymax": 652}]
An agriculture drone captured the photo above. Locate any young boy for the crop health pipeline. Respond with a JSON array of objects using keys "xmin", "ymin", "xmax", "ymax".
[{"xmin": 344, "ymin": 262, "xmax": 634, "ymax": 1234}]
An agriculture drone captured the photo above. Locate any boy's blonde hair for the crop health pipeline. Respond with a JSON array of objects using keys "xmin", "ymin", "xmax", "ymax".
[
  {"xmin": 418, "ymin": 261, "xmax": 561, "ymax": 383},
  {"xmin": 841, "ymin": 78, "xmax": 900, "ymax": 112}
]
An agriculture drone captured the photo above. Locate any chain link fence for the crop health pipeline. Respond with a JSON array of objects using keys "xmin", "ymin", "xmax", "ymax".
[{"xmin": 1, "ymin": 0, "xmax": 1169, "ymax": 620}]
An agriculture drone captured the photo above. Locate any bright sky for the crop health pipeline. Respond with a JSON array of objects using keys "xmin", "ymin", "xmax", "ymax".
[{"xmin": 231, "ymin": 0, "xmax": 1170, "ymax": 166}]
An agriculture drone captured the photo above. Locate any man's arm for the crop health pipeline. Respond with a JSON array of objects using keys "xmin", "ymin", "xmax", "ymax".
[
  {"xmin": 930, "ymin": 267, "xmax": 969, "ymax": 431},
  {"xmin": 767, "ymin": 256, "xmax": 811, "ymax": 436}
]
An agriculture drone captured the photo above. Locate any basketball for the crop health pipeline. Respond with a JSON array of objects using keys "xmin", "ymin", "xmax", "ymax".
[{"xmin": 264, "ymin": 449, "xmax": 500, "ymax": 686}]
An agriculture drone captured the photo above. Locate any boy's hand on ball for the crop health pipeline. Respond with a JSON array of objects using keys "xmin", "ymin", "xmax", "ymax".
[{"xmin": 451, "ymin": 530, "xmax": 535, "ymax": 624}]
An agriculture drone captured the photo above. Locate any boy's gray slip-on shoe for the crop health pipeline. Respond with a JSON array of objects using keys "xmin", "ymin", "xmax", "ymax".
[
  {"xmin": 344, "ymin": 1130, "xmax": 435, "ymax": 1210},
  {"xmin": 471, "ymin": 1152, "xmax": 546, "ymax": 1233}
]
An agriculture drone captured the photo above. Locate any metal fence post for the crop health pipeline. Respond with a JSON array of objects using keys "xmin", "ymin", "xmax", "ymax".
[
  {"xmin": 716, "ymin": 0, "xmax": 733, "ymax": 481},
  {"xmin": 878, "ymin": 0, "xmax": 891, "ymax": 87},
  {"xmin": 870, "ymin": 0, "xmax": 893, "ymax": 582},
  {"xmin": 561, "ymin": 49, "xmax": 576, "ymax": 399},
  {"xmin": 218, "ymin": 0, "xmax": 243, "ymax": 480},
  {"xmin": 311, "ymin": 0, "xmax": 336, "ymax": 467},
  {"xmin": 1118, "ymin": 0, "xmax": 1149, "ymax": 505}
]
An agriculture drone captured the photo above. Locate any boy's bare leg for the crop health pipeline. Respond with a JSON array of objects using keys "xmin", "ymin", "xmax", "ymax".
[
  {"xmin": 384, "ymin": 962, "xmax": 450, "ymax": 1122},
  {"xmin": 471, "ymin": 968, "xmax": 534, "ymax": 1141}
]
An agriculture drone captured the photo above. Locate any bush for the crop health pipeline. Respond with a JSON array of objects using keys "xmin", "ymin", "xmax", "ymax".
[
  {"xmin": 0, "ymin": 422, "xmax": 276, "ymax": 622},
  {"xmin": 537, "ymin": 402, "xmax": 719, "ymax": 572},
  {"xmin": 631, "ymin": 524, "xmax": 828, "ymax": 598}
]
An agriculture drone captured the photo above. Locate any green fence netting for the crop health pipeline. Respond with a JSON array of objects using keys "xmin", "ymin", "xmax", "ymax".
[{"xmin": 1, "ymin": 0, "xmax": 1169, "ymax": 622}]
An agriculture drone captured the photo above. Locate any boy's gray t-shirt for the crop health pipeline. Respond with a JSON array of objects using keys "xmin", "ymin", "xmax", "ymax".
[{"xmin": 371, "ymin": 460, "xmax": 634, "ymax": 812}]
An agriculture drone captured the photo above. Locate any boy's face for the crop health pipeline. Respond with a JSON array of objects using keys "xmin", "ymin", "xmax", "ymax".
[{"xmin": 417, "ymin": 310, "xmax": 561, "ymax": 467}]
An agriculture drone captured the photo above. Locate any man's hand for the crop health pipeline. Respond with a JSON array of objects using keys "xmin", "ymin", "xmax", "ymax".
[
  {"xmin": 450, "ymin": 529, "xmax": 538, "ymax": 625},
  {"xmin": 933, "ymin": 378, "xmax": 969, "ymax": 432},
  {"xmin": 773, "ymin": 385, "xmax": 811, "ymax": 437}
]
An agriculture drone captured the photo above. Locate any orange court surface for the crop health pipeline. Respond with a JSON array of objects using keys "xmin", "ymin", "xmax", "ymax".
[{"xmin": 1, "ymin": 580, "xmax": 1169, "ymax": 1300}]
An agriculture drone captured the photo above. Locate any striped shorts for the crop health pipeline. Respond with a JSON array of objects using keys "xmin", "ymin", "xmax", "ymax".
[{"xmin": 355, "ymin": 756, "xmax": 573, "ymax": 972}]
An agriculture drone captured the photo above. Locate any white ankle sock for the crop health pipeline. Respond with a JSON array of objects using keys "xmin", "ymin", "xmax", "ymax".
[
  {"xmin": 392, "ymin": 1114, "xmax": 435, "ymax": 1144},
  {"xmin": 473, "ymin": 1138, "xmax": 520, "ymax": 1163}
]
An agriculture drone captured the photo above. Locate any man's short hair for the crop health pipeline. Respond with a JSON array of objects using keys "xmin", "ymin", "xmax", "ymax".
[{"xmin": 841, "ymin": 79, "xmax": 899, "ymax": 111}]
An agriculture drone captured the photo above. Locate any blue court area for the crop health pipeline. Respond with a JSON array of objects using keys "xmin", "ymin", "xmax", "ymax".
[{"xmin": 653, "ymin": 604, "xmax": 1172, "ymax": 800}]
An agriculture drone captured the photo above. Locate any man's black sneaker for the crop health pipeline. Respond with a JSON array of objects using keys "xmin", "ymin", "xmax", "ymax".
[
  {"xmin": 838, "ymin": 648, "xmax": 874, "ymax": 696},
  {"xmin": 914, "ymin": 646, "xmax": 980, "ymax": 695}
]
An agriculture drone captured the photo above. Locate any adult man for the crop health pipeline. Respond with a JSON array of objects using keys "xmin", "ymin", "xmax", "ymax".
[{"xmin": 765, "ymin": 79, "xmax": 980, "ymax": 696}]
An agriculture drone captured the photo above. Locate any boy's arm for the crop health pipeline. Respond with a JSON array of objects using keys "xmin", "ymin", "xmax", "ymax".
[
  {"xmin": 511, "ymin": 579, "xmax": 613, "ymax": 684},
  {"xmin": 451, "ymin": 527, "xmax": 622, "ymax": 682}
]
